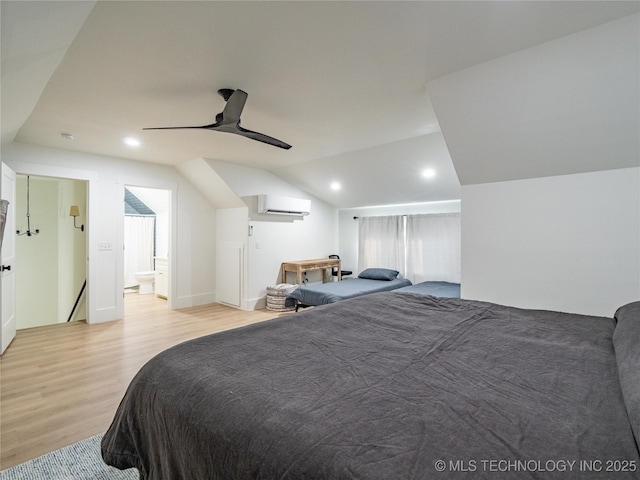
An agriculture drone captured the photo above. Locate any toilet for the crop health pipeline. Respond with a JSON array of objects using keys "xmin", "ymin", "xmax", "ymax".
[{"xmin": 135, "ymin": 271, "xmax": 155, "ymax": 295}]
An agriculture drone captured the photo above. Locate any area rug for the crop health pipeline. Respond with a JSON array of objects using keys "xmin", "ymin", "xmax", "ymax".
[{"xmin": 0, "ymin": 433, "xmax": 138, "ymax": 480}]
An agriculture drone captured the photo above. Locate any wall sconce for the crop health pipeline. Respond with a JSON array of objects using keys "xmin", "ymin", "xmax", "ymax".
[{"xmin": 69, "ymin": 205, "xmax": 84, "ymax": 231}]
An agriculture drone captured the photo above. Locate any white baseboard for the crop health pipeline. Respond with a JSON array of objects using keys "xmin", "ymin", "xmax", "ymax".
[
  {"xmin": 90, "ymin": 306, "xmax": 121, "ymax": 324},
  {"xmin": 173, "ymin": 292, "xmax": 217, "ymax": 309},
  {"xmin": 243, "ymin": 296, "xmax": 266, "ymax": 311}
]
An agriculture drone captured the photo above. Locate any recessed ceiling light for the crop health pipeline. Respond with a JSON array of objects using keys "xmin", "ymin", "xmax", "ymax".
[
  {"xmin": 330, "ymin": 182, "xmax": 341, "ymax": 191},
  {"xmin": 123, "ymin": 137, "xmax": 141, "ymax": 148},
  {"xmin": 422, "ymin": 168, "xmax": 436, "ymax": 179},
  {"xmin": 60, "ymin": 133, "xmax": 74, "ymax": 140}
]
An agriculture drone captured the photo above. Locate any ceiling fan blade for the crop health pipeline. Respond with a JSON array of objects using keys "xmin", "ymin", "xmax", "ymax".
[
  {"xmin": 236, "ymin": 124, "xmax": 292, "ymax": 150},
  {"xmin": 220, "ymin": 89, "xmax": 248, "ymax": 125},
  {"xmin": 143, "ymin": 123, "xmax": 218, "ymax": 130},
  {"xmin": 144, "ymin": 88, "xmax": 291, "ymax": 149}
]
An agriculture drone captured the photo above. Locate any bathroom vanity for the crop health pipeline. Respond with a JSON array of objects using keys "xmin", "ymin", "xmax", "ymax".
[{"xmin": 154, "ymin": 257, "xmax": 168, "ymax": 298}]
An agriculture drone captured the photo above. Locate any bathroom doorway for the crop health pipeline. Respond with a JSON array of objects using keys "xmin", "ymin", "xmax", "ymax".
[{"xmin": 123, "ymin": 186, "xmax": 170, "ymax": 311}]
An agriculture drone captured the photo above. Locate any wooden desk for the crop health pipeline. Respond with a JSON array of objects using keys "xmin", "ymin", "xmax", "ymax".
[{"xmin": 281, "ymin": 258, "xmax": 341, "ymax": 285}]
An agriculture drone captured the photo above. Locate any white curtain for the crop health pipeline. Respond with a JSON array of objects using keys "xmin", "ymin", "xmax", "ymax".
[
  {"xmin": 405, "ymin": 213, "xmax": 461, "ymax": 283},
  {"xmin": 124, "ymin": 216, "xmax": 155, "ymax": 288},
  {"xmin": 357, "ymin": 215, "xmax": 405, "ymax": 275}
]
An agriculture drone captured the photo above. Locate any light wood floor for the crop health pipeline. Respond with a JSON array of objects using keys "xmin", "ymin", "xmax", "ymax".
[{"xmin": 0, "ymin": 293, "xmax": 282, "ymax": 469}]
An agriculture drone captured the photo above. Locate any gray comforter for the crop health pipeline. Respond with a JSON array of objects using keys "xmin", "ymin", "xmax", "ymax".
[
  {"xmin": 395, "ymin": 280, "xmax": 460, "ymax": 298},
  {"xmin": 285, "ymin": 277, "xmax": 412, "ymax": 308},
  {"xmin": 102, "ymin": 294, "xmax": 640, "ymax": 479}
]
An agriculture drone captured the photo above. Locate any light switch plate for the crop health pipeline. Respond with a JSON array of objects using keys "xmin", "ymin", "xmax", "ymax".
[{"xmin": 98, "ymin": 242, "xmax": 113, "ymax": 251}]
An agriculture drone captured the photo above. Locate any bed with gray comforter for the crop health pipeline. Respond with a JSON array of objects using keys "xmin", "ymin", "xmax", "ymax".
[
  {"xmin": 285, "ymin": 277, "xmax": 412, "ymax": 309},
  {"xmin": 102, "ymin": 294, "xmax": 640, "ymax": 479},
  {"xmin": 395, "ymin": 280, "xmax": 461, "ymax": 298}
]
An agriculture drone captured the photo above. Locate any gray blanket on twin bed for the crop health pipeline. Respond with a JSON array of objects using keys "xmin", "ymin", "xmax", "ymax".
[
  {"xmin": 284, "ymin": 277, "xmax": 412, "ymax": 307},
  {"xmin": 395, "ymin": 280, "xmax": 460, "ymax": 298},
  {"xmin": 102, "ymin": 294, "xmax": 640, "ymax": 479}
]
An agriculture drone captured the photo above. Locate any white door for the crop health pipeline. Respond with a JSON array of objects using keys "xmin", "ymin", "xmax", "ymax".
[
  {"xmin": 1, "ymin": 164, "xmax": 16, "ymax": 354},
  {"xmin": 217, "ymin": 242, "xmax": 243, "ymax": 307}
]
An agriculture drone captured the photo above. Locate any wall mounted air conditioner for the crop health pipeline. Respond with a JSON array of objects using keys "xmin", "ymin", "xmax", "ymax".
[{"xmin": 257, "ymin": 195, "xmax": 310, "ymax": 216}]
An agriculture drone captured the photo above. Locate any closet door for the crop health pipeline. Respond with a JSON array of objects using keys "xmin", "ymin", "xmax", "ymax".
[
  {"xmin": 1, "ymin": 164, "xmax": 16, "ymax": 354},
  {"xmin": 217, "ymin": 242, "xmax": 243, "ymax": 307}
]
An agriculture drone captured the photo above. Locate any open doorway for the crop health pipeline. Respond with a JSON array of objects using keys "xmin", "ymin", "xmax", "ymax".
[
  {"xmin": 123, "ymin": 186, "xmax": 170, "ymax": 311},
  {"xmin": 15, "ymin": 174, "xmax": 87, "ymax": 328}
]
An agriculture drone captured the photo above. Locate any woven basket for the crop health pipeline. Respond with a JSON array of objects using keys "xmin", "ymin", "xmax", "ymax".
[{"xmin": 266, "ymin": 283, "xmax": 298, "ymax": 312}]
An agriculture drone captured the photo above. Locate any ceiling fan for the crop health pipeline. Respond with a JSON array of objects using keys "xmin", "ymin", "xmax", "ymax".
[{"xmin": 143, "ymin": 89, "xmax": 292, "ymax": 150}]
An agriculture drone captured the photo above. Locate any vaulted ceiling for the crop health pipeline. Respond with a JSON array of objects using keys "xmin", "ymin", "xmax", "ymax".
[{"xmin": 2, "ymin": 1, "xmax": 638, "ymax": 208}]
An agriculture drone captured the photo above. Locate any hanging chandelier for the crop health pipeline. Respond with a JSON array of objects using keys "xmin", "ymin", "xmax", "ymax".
[{"xmin": 16, "ymin": 175, "xmax": 40, "ymax": 237}]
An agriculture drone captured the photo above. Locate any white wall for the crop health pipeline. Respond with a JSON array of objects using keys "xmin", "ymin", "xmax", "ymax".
[
  {"xmin": 338, "ymin": 200, "xmax": 461, "ymax": 276},
  {"xmin": 15, "ymin": 176, "xmax": 58, "ymax": 328},
  {"xmin": 461, "ymin": 168, "xmax": 640, "ymax": 317},
  {"xmin": 4, "ymin": 142, "xmax": 217, "ymax": 323},
  {"xmin": 58, "ymin": 178, "xmax": 87, "ymax": 322},
  {"xmin": 208, "ymin": 160, "xmax": 338, "ymax": 309},
  {"xmin": 246, "ymin": 203, "xmax": 336, "ymax": 304}
]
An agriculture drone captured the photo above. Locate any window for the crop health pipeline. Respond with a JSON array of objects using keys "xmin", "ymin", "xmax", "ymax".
[
  {"xmin": 357, "ymin": 213, "xmax": 460, "ymax": 283},
  {"xmin": 405, "ymin": 213, "xmax": 460, "ymax": 283},
  {"xmin": 357, "ymin": 215, "xmax": 405, "ymax": 274}
]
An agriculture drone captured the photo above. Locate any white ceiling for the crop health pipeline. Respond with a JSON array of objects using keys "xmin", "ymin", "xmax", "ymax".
[{"xmin": 2, "ymin": 1, "xmax": 638, "ymax": 208}]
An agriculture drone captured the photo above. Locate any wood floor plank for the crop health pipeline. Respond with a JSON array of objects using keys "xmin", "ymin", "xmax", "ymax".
[{"xmin": 0, "ymin": 293, "xmax": 283, "ymax": 469}]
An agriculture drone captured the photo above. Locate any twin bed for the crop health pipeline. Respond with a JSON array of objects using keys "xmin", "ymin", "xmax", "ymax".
[
  {"xmin": 102, "ymin": 287, "xmax": 640, "ymax": 479},
  {"xmin": 284, "ymin": 267, "xmax": 460, "ymax": 310}
]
